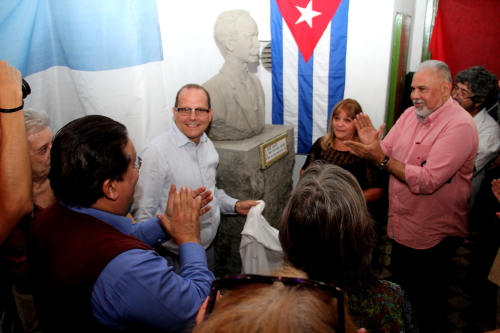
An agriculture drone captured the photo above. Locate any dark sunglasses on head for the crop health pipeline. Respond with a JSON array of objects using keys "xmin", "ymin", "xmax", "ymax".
[{"xmin": 204, "ymin": 274, "xmax": 345, "ymax": 333}]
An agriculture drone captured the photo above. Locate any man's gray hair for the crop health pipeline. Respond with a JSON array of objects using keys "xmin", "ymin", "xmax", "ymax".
[
  {"xmin": 213, "ymin": 10, "xmax": 250, "ymax": 57},
  {"xmin": 415, "ymin": 60, "xmax": 452, "ymax": 83},
  {"xmin": 24, "ymin": 108, "xmax": 50, "ymax": 136}
]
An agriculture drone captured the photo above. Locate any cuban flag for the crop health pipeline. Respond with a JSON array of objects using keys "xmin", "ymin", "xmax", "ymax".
[
  {"xmin": 0, "ymin": 0, "xmax": 167, "ymax": 149},
  {"xmin": 271, "ymin": 0, "xmax": 349, "ymax": 154}
]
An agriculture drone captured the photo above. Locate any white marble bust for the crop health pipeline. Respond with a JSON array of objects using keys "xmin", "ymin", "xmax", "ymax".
[{"xmin": 203, "ymin": 10, "xmax": 265, "ymax": 141}]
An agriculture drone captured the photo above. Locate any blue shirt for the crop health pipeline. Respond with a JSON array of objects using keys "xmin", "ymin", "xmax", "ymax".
[{"xmin": 68, "ymin": 206, "xmax": 215, "ymax": 332}]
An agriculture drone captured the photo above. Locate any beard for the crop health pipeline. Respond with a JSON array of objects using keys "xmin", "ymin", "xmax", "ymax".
[
  {"xmin": 453, "ymin": 97, "xmax": 474, "ymax": 113},
  {"xmin": 413, "ymin": 99, "xmax": 440, "ymax": 118},
  {"xmin": 415, "ymin": 105, "xmax": 433, "ymax": 118}
]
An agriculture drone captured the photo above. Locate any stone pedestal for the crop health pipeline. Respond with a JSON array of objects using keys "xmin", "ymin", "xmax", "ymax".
[{"xmin": 213, "ymin": 124, "xmax": 295, "ymax": 277}]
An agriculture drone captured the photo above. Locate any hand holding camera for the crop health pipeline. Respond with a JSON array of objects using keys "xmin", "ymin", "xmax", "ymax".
[{"xmin": 0, "ymin": 60, "xmax": 31, "ymax": 113}]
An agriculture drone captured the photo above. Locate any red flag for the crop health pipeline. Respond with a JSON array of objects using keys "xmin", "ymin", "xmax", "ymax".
[
  {"xmin": 276, "ymin": 0, "xmax": 341, "ymax": 62},
  {"xmin": 429, "ymin": 0, "xmax": 500, "ymax": 80}
]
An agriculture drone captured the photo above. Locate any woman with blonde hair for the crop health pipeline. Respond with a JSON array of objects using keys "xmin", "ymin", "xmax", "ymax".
[
  {"xmin": 301, "ymin": 99, "xmax": 388, "ymax": 273},
  {"xmin": 301, "ymin": 99, "xmax": 387, "ymax": 205},
  {"xmin": 192, "ymin": 266, "xmax": 360, "ymax": 333}
]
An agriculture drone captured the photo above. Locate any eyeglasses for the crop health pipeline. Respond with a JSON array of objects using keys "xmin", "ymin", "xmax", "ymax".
[
  {"xmin": 452, "ymin": 85, "xmax": 474, "ymax": 100},
  {"xmin": 204, "ymin": 274, "xmax": 345, "ymax": 332},
  {"xmin": 175, "ymin": 107, "xmax": 210, "ymax": 117},
  {"xmin": 130, "ymin": 156, "xmax": 142, "ymax": 170}
]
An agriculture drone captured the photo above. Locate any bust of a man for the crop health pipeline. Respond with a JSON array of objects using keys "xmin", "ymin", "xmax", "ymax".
[{"xmin": 203, "ymin": 10, "xmax": 265, "ymax": 141}]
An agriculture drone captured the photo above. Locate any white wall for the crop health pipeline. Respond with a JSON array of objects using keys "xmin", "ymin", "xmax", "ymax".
[
  {"xmin": 157, "ymin": 0, "xmax": 272, "ymax": 133},
  {"xmin": 408, "ymin": 0, "xmax": 426, "ymax": 71},
  {"xmin": 156, "ymin": 0, "xmax": 424, "ymax": 186},
  {"xmin": 344, "ymin": 0, "xmax": 396, "ymax": 130}
]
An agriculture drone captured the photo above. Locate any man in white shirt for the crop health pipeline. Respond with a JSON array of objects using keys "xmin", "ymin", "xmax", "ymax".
[
  {"xmin": 453, "ymin": 66, "xmax": 500, "ymax": 308},
  {"xmin": 452, "ymin": 66, "xmax": 500, "ymax": 207},
  {"xmin": 132, "ymin": 84, "xmax": 258, "ymax": 272}
]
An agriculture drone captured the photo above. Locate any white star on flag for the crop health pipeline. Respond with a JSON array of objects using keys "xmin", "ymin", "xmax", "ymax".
[{"xmin": 295, "ymin": 0, "xmax": 322, "ymax": 28}]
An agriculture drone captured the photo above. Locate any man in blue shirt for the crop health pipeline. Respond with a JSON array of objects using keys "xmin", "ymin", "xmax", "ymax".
[{"xmin": 27, "ymin": 115, "xmax": 214, "ymax": 332}]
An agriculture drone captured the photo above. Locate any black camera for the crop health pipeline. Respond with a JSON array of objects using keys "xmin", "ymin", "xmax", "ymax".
[{"xmin": 22, "ymin": 79, "xmax": 31, "ymax": 99}]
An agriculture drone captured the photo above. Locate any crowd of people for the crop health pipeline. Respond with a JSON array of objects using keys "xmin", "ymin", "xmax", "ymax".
[{"xmin": 1, "ymin": 56, "xmax": 500, "ymax": 333}]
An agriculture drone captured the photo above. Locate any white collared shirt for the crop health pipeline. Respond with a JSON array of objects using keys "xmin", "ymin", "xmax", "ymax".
[
  {"xmin": 131, "ymin": 122, "xmax": 237, "ymax": 253},
  {"xmin": 470, "ymin": 108, "xmax": 500, "ymax": 206},
  {"xmin": 473, "ymin": 108, "xmax": 500, "ymax": 175}
]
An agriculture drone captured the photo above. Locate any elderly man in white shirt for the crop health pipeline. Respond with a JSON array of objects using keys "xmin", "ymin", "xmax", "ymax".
[{"xmin": 452, "ymin": 66, "xmax": 500, "ymax": 207}]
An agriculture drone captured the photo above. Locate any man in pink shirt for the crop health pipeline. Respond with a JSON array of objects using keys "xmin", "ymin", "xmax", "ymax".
[{"xmin": 345, "ymin": 60, "xmax": 478, "ymax": 332}]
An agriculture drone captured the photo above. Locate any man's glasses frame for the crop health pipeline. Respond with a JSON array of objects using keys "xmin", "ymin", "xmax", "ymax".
[
  {"xmin": 204, "ymin": 274, "xmax": 345, "ymax": 333},
  {"xmin": 130, "ymin": 156, "xmax": 142, "ymax": 170},
  {"xmin": 175, "ymin": 107, "xmax": 210, "ymax": 117},
  {"xmin": 452, "ymin": 85, "xmax": 474, "ymax": 100}
]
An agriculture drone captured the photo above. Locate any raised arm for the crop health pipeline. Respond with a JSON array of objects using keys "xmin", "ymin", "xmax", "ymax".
[
  {"xmin": 0, "ymin": 61, "xmax": 32, "ymax": 245},
  {"xmin": 343, "ymin": 113, "xmax": 407, "ymax": 182},
  {"xmin": 157, "ymin": 185, "xmax": 204, "ymax": 245},
  {"xmin": 92, "ymin": 185, "xmax": 214, "ymax": 331}
]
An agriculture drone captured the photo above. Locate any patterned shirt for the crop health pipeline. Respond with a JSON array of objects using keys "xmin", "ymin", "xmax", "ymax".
[
  {"xmin": 302, "ymin": 138, "xmax": 389, "ymax": 221},
  {"xmin": 349, "ymin": 280, "xmax": 419, "ymax": 333},
  {"xmin": 302, "ymin": 138, "xmax": 387, "ymax": 191}
]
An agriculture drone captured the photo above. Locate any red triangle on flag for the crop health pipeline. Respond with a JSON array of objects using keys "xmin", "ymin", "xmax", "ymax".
[{"xmin": 276, "ymin": 0, "xmax": 342, "ymax": 62}]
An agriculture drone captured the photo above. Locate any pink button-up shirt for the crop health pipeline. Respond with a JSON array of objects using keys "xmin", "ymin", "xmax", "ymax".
[{"xmin": 381, "ymin": 97, "xmax": 478, "ymax": 249}]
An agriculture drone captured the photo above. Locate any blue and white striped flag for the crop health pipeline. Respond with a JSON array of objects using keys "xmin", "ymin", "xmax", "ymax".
[
  {"xmin": 271, "ymin": 0, "xmax": 349, "ymax": 154},
  {"xmin": 0, "ymin": 0, "xmax": 167, "ymax": 149}
]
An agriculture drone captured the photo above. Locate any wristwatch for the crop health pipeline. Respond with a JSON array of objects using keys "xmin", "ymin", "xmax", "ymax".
[{"xmin": 378, "ymin": 156, "xmax": 390, "ymax": 170}]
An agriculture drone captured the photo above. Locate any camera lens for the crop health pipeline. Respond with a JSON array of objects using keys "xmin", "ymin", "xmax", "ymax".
[{"xmin": 22, "ymin": 79, "xmax": 31, "ymax": 99}]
